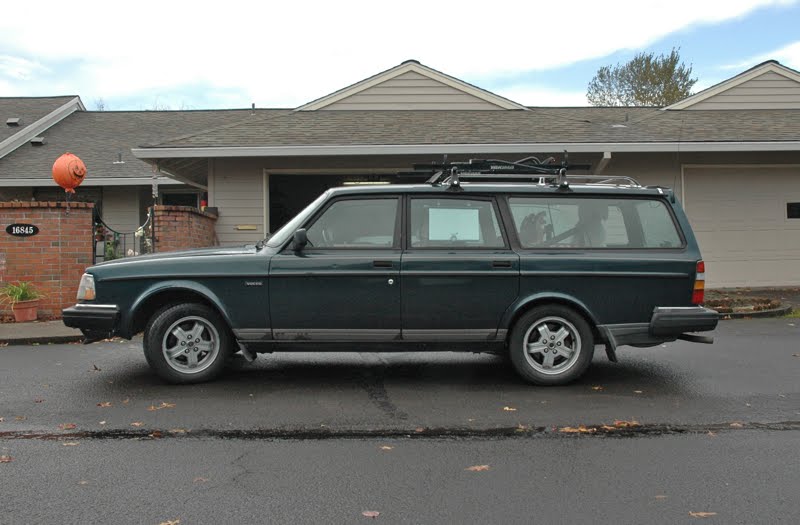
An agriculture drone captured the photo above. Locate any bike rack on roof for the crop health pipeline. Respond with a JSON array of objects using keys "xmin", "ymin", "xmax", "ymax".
[{"xmin": 397, "ymin": 154, "xmax": 641, "ymax": 190}]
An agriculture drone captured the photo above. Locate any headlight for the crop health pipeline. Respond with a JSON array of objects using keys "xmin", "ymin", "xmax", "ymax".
[{"xmin": 77, "ymin": 273, "xmax": 96, "ymax": 301}]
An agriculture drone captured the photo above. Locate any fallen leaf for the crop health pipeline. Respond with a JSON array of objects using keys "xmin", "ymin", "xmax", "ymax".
[
  {"xmin": 707, "ymin": 431, "xmax": 717, "ymax": 437},
  {"xmin": 91, "ymin": 364, "xmax": 101, "ymax": 371},
  {"xmin": 15, "ymin": 416, "xmax": 26, "ymax": 421},
  {"xmin": 168, "ymin": 428, "xmax": 187, "ymax": 434},
  {"xmin": 0, "ymin": 417, "xmax": 4, "ymax": 422},
  {"xmin": 131, "ymin": 421, "xmax": 144, "ymax": 427},
  {"xmin": 148, "ymin": 402, "xmax": 176, "ymax": 411},
  {"xmin": 379, "ymin": 446, "xmax": 394, "ymax": 451},
  {"xmin": 502, "ymin": 406, "xmax": 517, "ymax": 412},
  {"xmin": 193, "ymin": 477, "xmax": 209, "ymax": 483},
  {"xmin": 591, "ymin": 386, "xmax": 604, "ymax": 391},
  {"xmin": 58, "ymin": 423, "xmax": 77, "ymax": 430},
  {"xmin": 634, "ymin": 390, "xmax": 643, "ymax": 394},
  {"xmin": 158, "ymin": 520, "xmax": 181, "ymax": 525},
  {"xmin": 613, "ymin": 420, "xmax": 640, "ymax": 428},
  {"xmin": 149, "ymin": 431, "xmax": 163, "ymax": 439},
  {"xmin": 122, "ymin": 398, "xmax": 129, "ymax": 404},
  {"xmin": 414, "ymin": 427, "xmax": 425, "ymax": 433},
  {"xmin": 78, "ymin": 480, "xmax": 89, "ymax": 485},
  {"xmin": 516, "ymin": 424, "xmax": 529, "ymax": 432},
  {"xmin": 793, "ymin": 353, "xmax": 800, "ymax": 358},
  {"xmin": 99, "ymin": 421, "xmax": 107, "ymax": 425},
  {"xmin": 689, "ymin": 511, "xmax": 717, "ymax": 518},
  {"xmin": 729, "ymin": 422, "xmax": 744, "ymax": 428},
  {"xmin": 560, "ymin": 425, "xmax": 596, "ymax": 433},
  {"xmin": 362, "ymin": 511, "xmax": 380, "ymax": 518},
  {"xmin": 63, "ymin": 442, "xmax": 80, "ymax": 447},
  {"xmin": 147, "ymin": 405, "xmax": 158, "ymax": 412},
  {"xmin": 34, "ymin": 399, "xmax": 44, "ymax": 403},
  {"xmin": 0, "ymin": 455, "xmax": 12, "ymax": 463},
  {"xmin": 465, "ymin": 465, "xmax": 490, "ymax": 472},
  {"xmin": 97, "ymin": 402, "xmax": 112, "ymax": 408},
  {"xmin": 600, "ymin": 425, "xmax": 616, "ymax": 431},
  {"xmin": 655, "ymin": 495, "xmax": 668, "ymax": 500}
]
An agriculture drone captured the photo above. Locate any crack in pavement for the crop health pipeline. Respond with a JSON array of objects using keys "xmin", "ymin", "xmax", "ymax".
[{"xmin": 1, "ymin": 421, "xmax": 798, "ymax": 441}]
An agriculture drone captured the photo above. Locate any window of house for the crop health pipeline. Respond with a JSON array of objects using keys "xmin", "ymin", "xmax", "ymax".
[
  {"xmin": 409, "ymin": 198, "xmax": 504, "ymax": 248},
  {"xmin": 788, "ymin": 202, "xmax": 800, "ymax": 219}
]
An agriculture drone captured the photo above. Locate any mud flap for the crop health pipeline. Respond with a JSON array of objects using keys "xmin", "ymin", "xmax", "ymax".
[{"xmin": 597, "ymin": 326, "xmax": 618, "ymax": 363}]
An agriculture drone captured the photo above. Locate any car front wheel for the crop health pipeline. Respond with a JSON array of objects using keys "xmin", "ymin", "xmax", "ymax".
[
  {"xmin": 143, "ymin": 303, "xmax": 232, "ymax": 384},
  {"xmin": 509, "ymin": 305, "xmax": 594, "ymax": 385}
]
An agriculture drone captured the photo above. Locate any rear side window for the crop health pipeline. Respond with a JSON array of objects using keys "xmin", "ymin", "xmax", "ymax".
[
  {"xmin": 508, "ymin": 197, "xmax": 683, "ymax": 249},
  {"xmin": 410, "ymin": 198, "xmax": 505, "ymax": 248}
]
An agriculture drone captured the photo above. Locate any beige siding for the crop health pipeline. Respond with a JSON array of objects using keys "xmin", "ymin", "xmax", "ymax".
[
  {"xmin": 683, "ymin": 166, "xmax": 800, "ymax": 287},
  {"xmin": 211, "ymin": 159, "xmax": 265, "ymax": 245},
  {"xmin": 322, "ymin": 71, "xmax": 504, "ymax": 110},
  {"xmin": 688, "ymin": 71, "xmax": 800, "ymax": 109},
  {"xmin": 102, "ymin": 186, "xmax": 140, "ymax": 233}
]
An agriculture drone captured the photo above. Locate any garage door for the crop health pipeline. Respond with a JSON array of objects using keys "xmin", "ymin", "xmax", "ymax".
[{"xmin": 683, "ymin": 166, "xmax": 800, "ymax": 288}]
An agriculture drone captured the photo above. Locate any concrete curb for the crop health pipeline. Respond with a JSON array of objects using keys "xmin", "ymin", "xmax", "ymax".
[
  {"xmin": 718, "ymin": 305, "xmax": 793, "ymax": 320},
  {"xmin": 0, "ymin": 334, "xmax": 84, "ymax": 345}
]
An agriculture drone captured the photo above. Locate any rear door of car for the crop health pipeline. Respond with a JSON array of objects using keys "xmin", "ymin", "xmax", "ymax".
[{"xmin": 400, "ymin": 194, "xmax": 520, "ymax": 341}]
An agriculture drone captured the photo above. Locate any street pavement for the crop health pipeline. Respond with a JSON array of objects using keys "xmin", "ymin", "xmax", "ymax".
[{"xmin": 1, "ymin": 318, "xmax": 798, "ymax": 524}]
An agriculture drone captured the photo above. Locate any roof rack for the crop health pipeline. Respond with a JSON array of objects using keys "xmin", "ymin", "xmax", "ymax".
[{"xmin": 398, "ymin": 154, "xmax": 641, "ymax": 190}]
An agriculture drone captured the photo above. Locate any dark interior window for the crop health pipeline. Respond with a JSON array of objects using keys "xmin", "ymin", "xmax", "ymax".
[{"xmin": 788, "ymin": 203, "xmax": 800, "ymax": 219}]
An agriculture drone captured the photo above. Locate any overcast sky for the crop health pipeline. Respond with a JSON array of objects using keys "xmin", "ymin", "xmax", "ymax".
[{"xmin": 1, "ymin": 0, "xmax": 799, "ymax": 110}]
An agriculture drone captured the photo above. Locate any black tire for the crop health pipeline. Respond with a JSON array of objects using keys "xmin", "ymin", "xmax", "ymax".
[
  {"xmin": 509, "ymin": 304, "xmax": 594, "ymax": 386},
  {"xmin": 143, "ymin": 303, "xmax": 233, "ymax": 384}
]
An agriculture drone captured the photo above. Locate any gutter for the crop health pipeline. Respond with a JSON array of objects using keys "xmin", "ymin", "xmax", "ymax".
[{"xmin": 132, "ymin": 141, "xmax": 800, "ymax": 159}]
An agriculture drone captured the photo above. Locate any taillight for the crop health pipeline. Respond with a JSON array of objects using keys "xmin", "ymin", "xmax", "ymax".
[{"xmin": 692, "ymin": 261, "xmax": 705, "ymax": 305}]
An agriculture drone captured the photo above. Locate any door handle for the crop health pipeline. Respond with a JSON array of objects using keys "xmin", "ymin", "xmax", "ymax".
[
  {"xmin": 492, "ymin": 260, "xmax": 513, "ymax": 268},
  {"xmin": 373, "ymin": 260, "xmax": 393, "ymax": 268}
]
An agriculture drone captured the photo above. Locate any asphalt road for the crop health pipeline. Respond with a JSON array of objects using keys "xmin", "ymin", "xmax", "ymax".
[{"xmin": 1, "ymin": 318, "xmax": 798, "ymax": 524}]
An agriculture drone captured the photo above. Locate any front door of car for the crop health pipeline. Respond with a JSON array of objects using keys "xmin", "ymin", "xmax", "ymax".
[
  {"xmin": 269, "ymin": 196, "xmax": 402, "ymax": 341},
  {"xmin": 401, "ymin": 196, "xmax": 520, "ymax": 341}
]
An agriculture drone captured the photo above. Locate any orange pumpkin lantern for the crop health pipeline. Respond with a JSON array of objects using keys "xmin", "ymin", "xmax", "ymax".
[{"xmin": 52, "ymin": 152, "xmax": 87, "ymax": 193}]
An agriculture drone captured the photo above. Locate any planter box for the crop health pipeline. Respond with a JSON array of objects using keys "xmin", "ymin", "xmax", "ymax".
[{"xmin": 11, "ymin": 299, "xmax": 39, "ymax": 323}]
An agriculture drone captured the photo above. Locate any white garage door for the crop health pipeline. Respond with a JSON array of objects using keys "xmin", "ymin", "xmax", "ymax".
[{"xmin": 683, "ymin": 166, "xmax": 800, "ymax": 288}]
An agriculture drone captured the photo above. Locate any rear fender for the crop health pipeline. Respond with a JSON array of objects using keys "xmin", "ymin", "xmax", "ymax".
[{"xmin": 500, "ymin": 292, "xmax": 600, "ymax": 335}]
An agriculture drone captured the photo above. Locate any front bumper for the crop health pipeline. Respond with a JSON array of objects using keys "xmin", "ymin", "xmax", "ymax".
[{"xmin": 63, "ymin": 304, "xmax": 120, "ymax": 342}]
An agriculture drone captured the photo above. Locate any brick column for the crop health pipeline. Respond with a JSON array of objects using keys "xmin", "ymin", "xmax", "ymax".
[
  {"xmin": 151, "ymin": 205, "xmax": 218, "ymax": 253},
  {"xmin": 0, "ymin": 202, "xmax": 94, "ymax": 318}
]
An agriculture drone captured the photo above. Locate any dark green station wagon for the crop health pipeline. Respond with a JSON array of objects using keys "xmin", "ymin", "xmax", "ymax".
[{"xmin": 64, "ymin": 158, "xmax": 718, "ymax": 385}]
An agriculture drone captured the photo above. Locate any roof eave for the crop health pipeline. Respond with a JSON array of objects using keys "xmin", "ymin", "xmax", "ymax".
[{"xmin": 132, "ymin": 141, "xmax": 800, "ymax": 159}]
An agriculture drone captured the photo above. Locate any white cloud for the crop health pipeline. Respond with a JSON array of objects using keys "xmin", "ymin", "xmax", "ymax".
[
  {"xmin": 496, "ymin": 86, "xmax": 588, "ymax": 107},
  {"xmin": 719, "ymin": 40, "xmax": 800, "ymax": 71},
  {"xmin": 0, "ymin": 0, "xmax": 794, "ymax": 107}
]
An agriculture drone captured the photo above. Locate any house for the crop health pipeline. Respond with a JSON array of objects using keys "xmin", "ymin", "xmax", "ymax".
[{"xmin": 3, "ymin": 60, "xmax": 800, "ymax": 287}]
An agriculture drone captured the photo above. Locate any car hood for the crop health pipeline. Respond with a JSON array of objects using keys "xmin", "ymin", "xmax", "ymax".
[{"xmin": 94, "ymin": 245, "xmax": 258, "ymax": 267}]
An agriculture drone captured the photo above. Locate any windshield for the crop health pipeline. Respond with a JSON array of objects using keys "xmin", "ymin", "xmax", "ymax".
[{"xmin": 266, "ymin": 191, "xmax": 329, "ymax": 248}]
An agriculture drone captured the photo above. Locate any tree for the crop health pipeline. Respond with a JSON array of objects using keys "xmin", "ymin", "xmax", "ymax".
[
  {"xmin": 587, "ymin": 48, "xmax": 697, "ymax": 106},
  {"xmin": 93, "ymin": 97, "xmax": 107, "ymax": 111}
]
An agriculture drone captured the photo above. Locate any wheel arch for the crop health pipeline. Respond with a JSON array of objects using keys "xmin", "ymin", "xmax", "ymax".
[
  {"xmin": 501, "ymin": 293, "xmax": 601, "ymax": 343},
  {"xmin": 124, "ymin": 281, "xmax": 234, "ymax": 338}
]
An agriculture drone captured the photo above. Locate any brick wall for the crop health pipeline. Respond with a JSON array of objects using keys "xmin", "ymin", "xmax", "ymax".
[
  {"xmin": 0, "ymin": 202, "xmax": 94, "ymax": 318},
  {"xmin": 151, "ymin": 205, "xmax": 218, "ymax": 253}
]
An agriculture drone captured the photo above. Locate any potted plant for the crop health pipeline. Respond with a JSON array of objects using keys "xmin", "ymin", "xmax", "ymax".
[{"xmin": 1, "ymin": 282, "xmax": 43, "ymax": 323}]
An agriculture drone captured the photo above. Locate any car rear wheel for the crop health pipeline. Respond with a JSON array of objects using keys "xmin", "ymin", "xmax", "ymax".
[
  {"xmin": 509, "ymin": 305, "xmax": 594, "ymax": 385},
  {"xmin": 143, "ymin": 303, "xmax": 232, "ymax": 384}
]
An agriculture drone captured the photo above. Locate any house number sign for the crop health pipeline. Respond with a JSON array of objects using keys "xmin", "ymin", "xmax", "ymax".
[{"xmin": 6, "ymin": 224, "xmax": 39, "ymax": 237}]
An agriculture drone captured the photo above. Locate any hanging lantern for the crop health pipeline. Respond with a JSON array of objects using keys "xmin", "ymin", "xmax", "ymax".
[{"xmin": 52, "ymin": 152, "xmax": 87, "ymax": 193}]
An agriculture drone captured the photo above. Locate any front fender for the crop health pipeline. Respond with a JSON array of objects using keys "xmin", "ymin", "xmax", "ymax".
[
  {"xmin": 499, "ymin": 292, "xmax": 600, "ymax": 332},
  {"xmin": 124, "ymin": 280, "xmax": 234, "ymax": 336}
]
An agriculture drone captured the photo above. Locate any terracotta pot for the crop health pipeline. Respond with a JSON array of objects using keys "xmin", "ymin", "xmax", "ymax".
[{"xmin": 11, "ymin": 299, "xmax": 39, "ymax": 323}]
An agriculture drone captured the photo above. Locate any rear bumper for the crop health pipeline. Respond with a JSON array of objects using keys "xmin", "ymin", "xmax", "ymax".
[
  {"xmin": 62, "ymin": 304, "xmax": 120, "ymax": 341},
  {"xmin": 600, "ymin": 306, "xmax": 718, "ymax": 348}
]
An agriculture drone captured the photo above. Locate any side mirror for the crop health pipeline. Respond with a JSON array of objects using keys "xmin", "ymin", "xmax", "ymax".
[{"xmin": 292, "ymin": 228, "xmax": 308, "ymax": 251}]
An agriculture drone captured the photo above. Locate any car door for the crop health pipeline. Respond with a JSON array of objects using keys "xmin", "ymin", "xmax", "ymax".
[
  {"xmin": 401, "ymin": 195, "xmax": 520, "ymax": 341},
  {"xmin": 269, "ymin": 195, "xmax": 402, "ymax": 341}
]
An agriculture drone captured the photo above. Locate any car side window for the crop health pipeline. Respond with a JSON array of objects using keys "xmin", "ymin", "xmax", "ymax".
[
  {"xmin": 409, "ymin": 198, "xmax": 505, "ymax": 248},
  {"xmin": 509, "ymin": 196, "xmax": 682, "ymax": 249},
  {"xmin": 306, "ymin": 198, "xmax": 398, "ymax": 248}
]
